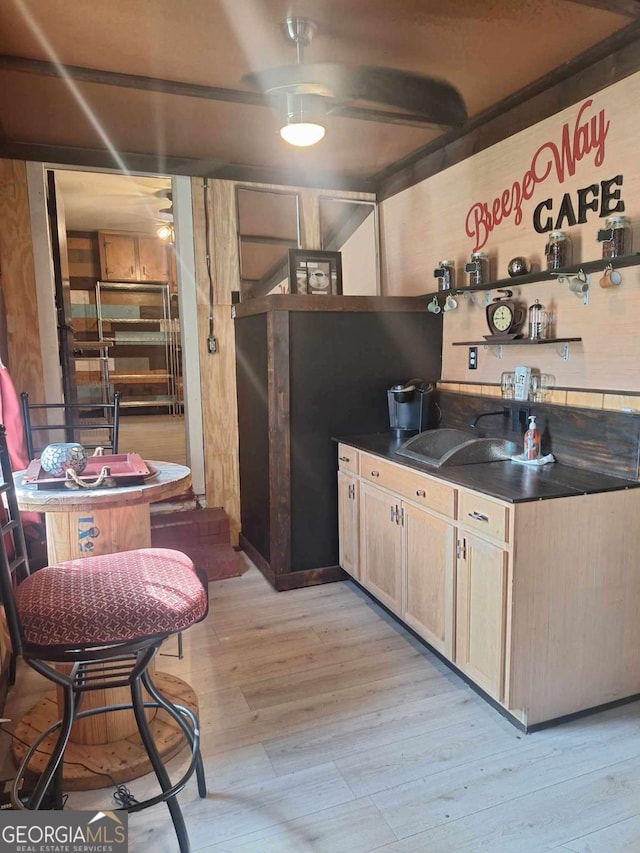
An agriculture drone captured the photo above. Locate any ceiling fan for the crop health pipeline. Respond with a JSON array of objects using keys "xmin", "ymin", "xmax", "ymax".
[{"xmin": 242, "ymin": 17, "xmax": 467, "ymax": 146}]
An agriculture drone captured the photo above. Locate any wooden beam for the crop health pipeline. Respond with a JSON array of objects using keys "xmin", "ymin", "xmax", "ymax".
[
  {"xmin": 0, "ymin": 54, "xmax": 441, "ymax": 129},
  {"xmin": 376, "ymin": 20, "xmax": 640, "ymax": 200}
]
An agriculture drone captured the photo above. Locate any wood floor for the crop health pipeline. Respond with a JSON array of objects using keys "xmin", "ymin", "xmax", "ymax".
[{"xmin": 4, "ymin": 560, "xmax": 640, "ymax": 852}]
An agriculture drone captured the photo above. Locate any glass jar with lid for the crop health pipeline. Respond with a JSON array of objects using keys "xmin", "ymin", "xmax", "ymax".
[
  {"xmin": 597, "ymin": 215, "xmax": 631, "ymax": 259},
  {"xmin": 545, "ymin": 230, "xmax": 570, "ymax": 270},
  {"xmin": 433, "ymin": 260, "xmax": 455, "ymax": 292},
  {"xmin": 464, "ymin": 252, "xmax": 489, "ymax": 287}
]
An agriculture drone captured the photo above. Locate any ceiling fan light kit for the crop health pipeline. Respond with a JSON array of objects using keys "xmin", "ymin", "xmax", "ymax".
[
  {"xmin": 244, "ymin": 16, "xmax": 467, "ymax": 147},
  {"xmin": 280, "ymin": 93, "xmax": 326, "ymax": 146}
]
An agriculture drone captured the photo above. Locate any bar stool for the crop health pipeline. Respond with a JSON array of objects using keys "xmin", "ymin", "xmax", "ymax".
[{"xmin": 0, "ymin": 425, "xmax": 208, "ymax": 853}]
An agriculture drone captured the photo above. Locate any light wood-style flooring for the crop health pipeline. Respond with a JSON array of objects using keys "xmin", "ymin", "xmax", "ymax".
[{"xmin": 4, "ymin": 560, "xmax": 640, "ymax": 852}]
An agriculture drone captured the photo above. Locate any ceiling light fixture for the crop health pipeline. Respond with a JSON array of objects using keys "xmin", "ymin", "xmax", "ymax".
[
  {"xmin": 157, "ymin": 222, "xmax": 174, "ymax": 242},
  {"xmin": 280, "ymin": 93, "xmax": 326, "ymax": 147}
]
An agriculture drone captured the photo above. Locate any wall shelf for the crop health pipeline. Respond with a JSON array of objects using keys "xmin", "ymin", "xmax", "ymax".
[
  {"xmin": 419, "ymin": 253, "xmax": 640, "ymax": 299},
  {"xmin": 452, "ymin": 337, "xmax": 582, "ymax": 361}
]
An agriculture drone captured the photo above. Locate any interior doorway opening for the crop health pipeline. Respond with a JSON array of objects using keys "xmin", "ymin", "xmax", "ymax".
[{"xmin": 43, "ymin": 168, "xmax": 194, "ymax": 470}]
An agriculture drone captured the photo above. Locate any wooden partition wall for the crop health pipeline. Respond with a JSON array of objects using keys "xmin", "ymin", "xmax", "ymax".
[{"xmin": 190, "ymin": 180, "xmax": 375, "ymax": 542}]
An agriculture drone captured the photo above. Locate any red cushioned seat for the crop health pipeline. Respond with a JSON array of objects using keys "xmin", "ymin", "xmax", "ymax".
[{"xmin": 15, "ymin": 548, "xmax": 208, "ymax": 648}]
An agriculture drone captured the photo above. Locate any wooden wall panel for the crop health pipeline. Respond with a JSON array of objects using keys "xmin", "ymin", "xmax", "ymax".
[
  {"xmin": 0, "ymin": 160, "xmax": 45, "ymax": 401},
  {"xmin": 380, "ymin": 70, "xmax": 640, "ymax": 393}
]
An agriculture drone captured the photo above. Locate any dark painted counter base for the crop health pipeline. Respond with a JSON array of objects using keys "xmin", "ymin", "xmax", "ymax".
[{"xmin": 240, "ymin": 535, "xmax": 347, "ymax": 591}]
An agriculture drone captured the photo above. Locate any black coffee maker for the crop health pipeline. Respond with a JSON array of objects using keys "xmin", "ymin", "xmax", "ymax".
[{"xmin": 387, "ymin": 380, "xmax": 434, "ymax": 438}]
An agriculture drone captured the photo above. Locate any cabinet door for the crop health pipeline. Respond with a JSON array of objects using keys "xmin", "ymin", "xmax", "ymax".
[
  {"xmin": 404, "ymin": 503, "xmax": 455, "ymax": 659},
  {"xmin": 338, "ymin": 471, "xmax": 359, "ymax": 579},
  {"xmin": 455, "ymin": 533, "xmax": 508, "ymax": 701},
  {"xmin": 99, "ymin": 233, "xmax": 137, "ymax": 281},
  {"xmin": 359, "ymin": 481, "xmax": 402, "ymax": 615},
  {"xmin": 138, "ymin": 236, "xmax": 170, "ymax": 281}
]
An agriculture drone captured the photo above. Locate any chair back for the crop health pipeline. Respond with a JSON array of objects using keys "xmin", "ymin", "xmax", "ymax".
[
  {"xmin": 20, "ymin": 391, "xmax": 120, "ymax": 460},
  {"xmin": 0, "ymin": 425, "xmax": 31, "ymax": 657}
]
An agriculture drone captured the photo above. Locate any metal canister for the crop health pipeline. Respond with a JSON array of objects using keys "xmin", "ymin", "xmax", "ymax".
[
  {"xmin": 433, "ymin": 260, "xmax": 455, "ymax": 292},
  {"xmin": 464, "ymin": 252, "xmax": 489, "ymax": 287}
]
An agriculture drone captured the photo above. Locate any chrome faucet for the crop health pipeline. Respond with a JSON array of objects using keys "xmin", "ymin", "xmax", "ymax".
[{"xmin": 469, "ymin": 408, "xmax": 509, "ymax": 429}]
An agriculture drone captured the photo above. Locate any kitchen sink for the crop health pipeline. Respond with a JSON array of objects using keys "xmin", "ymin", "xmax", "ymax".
[{"xmin": 395, "ymin": 428, "xmax": 518, "ymax": 467}]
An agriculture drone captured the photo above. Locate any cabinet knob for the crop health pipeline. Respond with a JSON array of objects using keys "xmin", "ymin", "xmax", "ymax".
[
  {"xmin": 339, "ymin": 455, "xmax": 350, "ymax": 462},
  {"xmin": 371, "ymin": 470, "xmax": 380, "ymax": 478},
  {"xmin": 416, "ymin": 489, "xmax": 426, "ymax": 498},
  {"xmin": 468, "ymin": 511, "xmax": 489, "ymax": 522}
]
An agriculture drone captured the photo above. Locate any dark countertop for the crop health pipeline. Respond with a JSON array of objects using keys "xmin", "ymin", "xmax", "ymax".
[{"xmin": 336, "ymin": 433, "xmax": 640, "ymax": 503}]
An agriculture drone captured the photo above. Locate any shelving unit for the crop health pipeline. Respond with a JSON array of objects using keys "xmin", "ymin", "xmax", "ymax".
[
  {"xmin": 73, "ymin": 281, "xmax": 181, "ymax": 414},
  {"xmin": 452, "ymin": 336, "xmax": 583, "ymax": 361},
  {"xmin": 420, "ymin": 253, "xmax": 640, "ymax": 300}
]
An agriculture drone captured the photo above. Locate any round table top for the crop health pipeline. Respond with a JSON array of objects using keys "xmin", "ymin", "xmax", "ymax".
[{"xmin": 14, "ymin": 460, "xmax": 191, "ymax": 512}]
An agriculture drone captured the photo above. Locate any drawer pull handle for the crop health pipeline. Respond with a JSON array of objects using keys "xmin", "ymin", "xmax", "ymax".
[
  {"xmin": 468, "ymin": 511, "xmax": 489, "ymax": 522},
  {"xmin": 416, "ymin": 489, "xmax": 426, "ymax": 498},
  {"xmin": 371, "ymin": 470, "xmax": 380, "ymax": 478},
  {"xmin": 339, "ymin": 455, "xmax": 350, "ymax": 462}
]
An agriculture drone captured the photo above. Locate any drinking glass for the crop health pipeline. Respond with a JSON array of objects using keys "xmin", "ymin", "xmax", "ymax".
[{"xmin": 501, "ymin": 371, "xmax": 515, "ymax": 399}]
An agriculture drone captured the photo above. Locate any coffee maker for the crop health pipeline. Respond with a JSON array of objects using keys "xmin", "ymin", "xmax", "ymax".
[{"xmin": 387, "ymin": 380, "xmax": 434, "ymax": 438}]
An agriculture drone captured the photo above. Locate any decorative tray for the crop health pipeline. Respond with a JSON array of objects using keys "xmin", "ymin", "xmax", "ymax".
[{"xmin": 23, "ymin": 453, "xmax": 151, "ymax": 490}]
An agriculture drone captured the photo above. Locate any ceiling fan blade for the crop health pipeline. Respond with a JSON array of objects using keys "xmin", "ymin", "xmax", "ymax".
[{"xmin": 243, "ymin": 63, "xmax": 467, "ymax": 127}]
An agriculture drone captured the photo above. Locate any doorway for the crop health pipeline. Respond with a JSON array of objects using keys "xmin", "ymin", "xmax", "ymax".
[{"xmin": 28, "ymin": 165, "xmax": 204, "ymax": 491}]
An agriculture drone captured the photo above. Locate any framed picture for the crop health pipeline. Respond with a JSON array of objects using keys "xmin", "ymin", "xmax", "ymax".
[{"xmin": 288, "ymin": 249, "xmax": 343, "ymax": 296}]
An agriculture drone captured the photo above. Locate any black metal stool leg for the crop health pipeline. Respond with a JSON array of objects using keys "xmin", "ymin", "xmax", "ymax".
[
  {"xmin": 25, "ymin": 681, "xmax": 75, "ymax": 809},
  {"xmin": 130, "ymin": 670, "xmax": 192, "ymax": 853},
  {"xmin": 141, "ymin": 668, "xmax": 206, "ymax": 799}
]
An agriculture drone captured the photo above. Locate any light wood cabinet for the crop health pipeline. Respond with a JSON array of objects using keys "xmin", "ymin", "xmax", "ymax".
[
  {"xmin": 137, "ymin": 235, "xmax": 170, "ymax": 281},
  {"xmin": 404, "ymin": 502, "xmax": 455, "ymax": 658},
  {"xmin": 99, "ymin": 231, "xmax": 170, "ymax": 282},
  {"xmin": 359, "ymin": 480, "xmax": 403, "ymax": 615},
  {"xmin": 338, "ymin": 470, "xmax": 359, "ymax": 580},
  {"xmin": 354, "ymin": 458, "xmax": 456, "ymax": 655},
  {"xmin": 338, "ymin": 443, "xmax": 640, "ymax": 729},
  {"xmin": 455, "ymin": 532, "xmax": 508, "ymax": 701}
]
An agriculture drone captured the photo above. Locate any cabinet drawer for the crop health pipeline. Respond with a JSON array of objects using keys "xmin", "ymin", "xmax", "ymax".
[
  {"xmin": 459, "ymin": 491, "xmax": 509, "ymax": 542},
  {"xmin": 337, "ymin": 444, "xmax": 359, "ymax": 475},
  {"xmin": 360, "ymin": 453, "xmax": 455, "ymax": 518}
]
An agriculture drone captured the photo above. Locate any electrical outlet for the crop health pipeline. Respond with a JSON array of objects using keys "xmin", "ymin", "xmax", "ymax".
[{"xmin": 468, "ymin": 346, "xmax": 478, "ymax": 370}]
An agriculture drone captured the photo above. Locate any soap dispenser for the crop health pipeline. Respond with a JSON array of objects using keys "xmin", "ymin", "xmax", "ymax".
[{"xmin": 523, "ymin": 415, "xmax": 541, "ymax": 461}]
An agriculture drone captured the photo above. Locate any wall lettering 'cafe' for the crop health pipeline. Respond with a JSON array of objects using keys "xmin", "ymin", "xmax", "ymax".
[{"xmin": 465, "ymin": 98, "xmax": 626, "ymax": 252}]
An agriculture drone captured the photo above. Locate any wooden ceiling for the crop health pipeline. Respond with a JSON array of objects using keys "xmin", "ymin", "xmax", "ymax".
[{"xmin": 1, "ymin": 0, "xmax": 639, "ymax": 195}]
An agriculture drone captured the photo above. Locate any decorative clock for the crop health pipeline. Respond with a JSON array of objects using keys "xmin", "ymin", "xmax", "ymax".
[{"xmin": 485, "ymin": 289, "xmax": 526, "ymax": 339}]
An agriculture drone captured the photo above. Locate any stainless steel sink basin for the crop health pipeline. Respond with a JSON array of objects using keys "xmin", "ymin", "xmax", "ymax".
[{"xmin": 395, "ymin": 428, "xmax": 518, "ymax": 467}]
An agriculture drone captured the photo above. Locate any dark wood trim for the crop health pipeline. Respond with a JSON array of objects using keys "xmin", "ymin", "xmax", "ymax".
[
  {"xmin": 233, "ymin": 294, "xmax": 430, "ymax": 317},
  {"xmin": 376, "ymin": 22, "xmax": 640, "ymax": 200},
  {"xmin": 274, "ymin": 565, "xmax": 347, "ymax": 591},
  {"xmin": 568, "ymin": 0, "xmax": 640, "ymax": 17},
  {"xmin": 322, "ymin": 203, "xmax": 372, "ymax": 252},
  {"xmin": 238, "ymin": 535, "xmax": 276, "ymax": 586},
  {"xmin": 239, "ymin": 534, "xmax": 346, "ymax": 589},
  {"xmin": 239, "ymin": 235, "xmax": 298, "ymax": 247},
  {"xmin": 0, "ymin": 141, "xmax": 374, "ymax": 192},
  {"xmin": 267, "ymin": 310, "xmax": 291, "ymax": 575}
]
